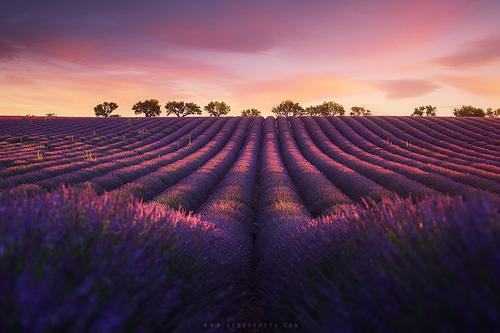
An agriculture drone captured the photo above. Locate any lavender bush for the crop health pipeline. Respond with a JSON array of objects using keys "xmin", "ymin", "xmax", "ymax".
[
  {"xmin": 255, "ymin": 194, "xmax": 500, "ymax": 332},
  {"xmin": 0, "ymin": 185, "xmax": 248, "ymax": 332}
]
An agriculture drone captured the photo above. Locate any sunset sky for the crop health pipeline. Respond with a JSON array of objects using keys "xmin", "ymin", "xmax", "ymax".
[{"xmin": 1, "ymin": 0, "xmax": 500, "ymax": 117}]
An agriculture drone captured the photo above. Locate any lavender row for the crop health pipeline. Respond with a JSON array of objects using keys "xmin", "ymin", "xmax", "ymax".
[
  {"xmin": 1, "ymin": 117, "xmax": 192, "ymax": 189},
  {"xmin": 199, "ymin": 116, "xmax": 263, "ymax": 228},
  {"xmin": 369, "ymin": 117, "xmax": 497, "ymax": 171},
  {"xmin": 0, "ymin": 185, "xmax": 249, "ymax": 332},
  {"xmin": 340, "ymin": 117, "xmax": 500, "ymax": 192},
  {"xmin": 288, "ymin": 117, "xmax": 394, "ymax": 203},
  {"xmin": 0, "ymin": 118, "xmax": 199, "ymax": 189},
  {"xmin": 111, "ymin": 117, "xmax": 241, "ymax": 202},
  {"xmin": 383, "ymin": 116, "xmax": 500, "ymax": 165},
  {"xmin": 310, "ymin": 117, "xmax": 437, "ymax": 198},
  {"xmin": 421, "ymin": 116, "xmax": 500, "ymax": 147},
  {"xmin": 353, "ymin": 116, "xmax": 500, "ymax": 182},
  {"xmin": 276, "ymin": 117, "xmax": 352, "ymax": 216},
  {"xmin": 253, "ymin": 117, "xmax": 312, "ymax": 325},
  {"xmin": 322, "ymin": 117, "xmax": 488, "ymax": 197},
  {"xmin": 0, "ymin": 117, "xmax": 183, "ymax": 177},
  {"xmin": 256, "ymin": 194, "xmax": 500, "ymax": 332},
  {"xmin": 32, "ymin": 118, "xmax": 212, "ymax": 191},
  {"xmin": 366, "ymin": 116, "xmax": 500, "ymax": 171},
  {"xmin": 400, "ymin": 116, "xmax": 500, "ymax": 156},
  {"xmin": 153, "ymin": 117, "xmax": 253, "ymax": 211},
  {"xmin": 460, "ymin": 117, "xmax": 500, "ymax": 137},
  {"xmin": 0, "ymin": 117, "xmax": 155, "ymax": 158}
]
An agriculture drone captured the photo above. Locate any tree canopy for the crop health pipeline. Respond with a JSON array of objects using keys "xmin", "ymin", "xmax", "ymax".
[
  {"xmin": 241, "ymin": 108, "xmax": 261, "ymax": 117},
  {"xmin": 453, "ymin": 105, "xmax": 485, "ymax": 117},
  {"xmin": 272, "ymin": 100, "xmax": 304, "ymax": 116},
  {"xmin": 94, "ymin": 102, "xmax": 118, "ymax": 117},
  {"xmin": 350, "ymin": 106, "xmax": 372, "ymax": 116},
  {"xmin": 305, "ymin": 101, "xmax": 345, "ymax": 116},
  {"xmin": 411, "ymin": 105, "xmax": 436, "ymax": 116},
  {"xmin": 204, "ymin": 101, "xmax": 230, "ymax": 117},
  {"xmin": 165, "ymin": 101, "xmax": 202, "ymax": 117},
  {"xmin": 132, "ymin": 99, "xmax": 161, "ymax": 117},
  {"xmin": 486, "ymin": 107, "xmax": 500, "ymax": 118}
]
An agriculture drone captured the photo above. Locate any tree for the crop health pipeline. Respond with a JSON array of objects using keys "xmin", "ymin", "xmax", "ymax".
[
  {"xmin": 411, "ymin": 106, "xmax": 424, "ymax": 116},
  {"xmin": 305, "ymin": 101, "xmax": 345, "ymax": 116},
  {"xmin": 204, "ymin": 101, "xmax": 231, "ymax": 117},
  {"xmin": 45, "ymin": 113, "xmax": 57, "ymax": 117},
  {"xmin": 272, "ymin": 100, "xmax": 304, "ymax": 116},
  {"xmin": 165, "ymin": 101, "xmax": 202, "ymax": 117},
  {"xmin": 411, "ymin": 105, "xmax": 437, "ymax": 116},
  {"xmin": 241, "ymin": 108, "xmax": 261, "ymax": 117},
  {"xmin": 453, "ymin": 105, "xmax": 485, "ymax": 117},
  {"xmin": 350, "ymin": 106, "xmax": 372, "ymax": 116},
  {"xmin": 94, "ymin": 102, "xmax": 118, "ymax": 117},
  {"xmin": 132, "ymin": 99, "xmax": 161, "ymax": 117},
  {"xmin": 486, "ymin": 107, "xmax": 500, "ymax": 117},
  {"xmin": 304, "ymin": 105, "xmax": 320, "ymax": 116}
]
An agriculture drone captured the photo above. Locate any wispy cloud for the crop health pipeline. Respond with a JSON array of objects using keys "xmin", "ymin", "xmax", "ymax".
[
  {"xmin": 438, "ymin": 75, "xmax": 500, "ymax": 97},
  {"xmin": 237, "ymin": 75, "xmax": 369, "ymax": 104},
  {"xmin": 433, "ymin": 36, "xmax": 500, "ymax": 68},
  {"xmin": 373, "ymin": 79, "xmax": 441, "ymax": 99},
  {"xmin": 1, "ymin": 0, "xmax": 500, "ymax": 117}
]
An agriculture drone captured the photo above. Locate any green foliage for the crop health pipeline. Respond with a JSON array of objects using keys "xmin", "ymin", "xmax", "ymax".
[
  {"xmin": 486, "ymin": 107, "xmax": 500, "ymax": 117},
  {"xmin": 132, "ymin": 99, "xmax": 161, "ymax": 117},
  {"xmin": 305, "ymin": 101, "xmax": 345, "ymax": 116},
  {"xmin": 271, "ymin": 100, "xmax": 304, "ymax": 116},
  {"xmin": 204, "ymin": 101, "xmax": 230, "ymax": 117},
  {"xmin": 94, "ymin": 102, "xmax": 118, "ymax": 117},
  {"xmin": 241, "ymin": 108, "xmax": 261, "ymax": 117},
  {"xmin": 350, "ymin": 106, "xmax": 372, "ymax": 116},
  {"xmin": 412, "ymin": 105, "xmax": 437, "ymax": 116},
  {"xmin": 453, "ymin": 105, "xmax": 485, "ymax": 117},
  {"xmin": 45, "ymin": 113, "xmax": 57, "ymax": 117},
  {"xmin": 165, "ymin": 101, "xmax": 202, "ymax": 117}
]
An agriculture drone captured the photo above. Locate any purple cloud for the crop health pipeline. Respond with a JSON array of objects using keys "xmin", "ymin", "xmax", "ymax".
[
  {"xmin": 374, "ymin": 79, "xmax": 441, "ymax": 99},
  {"xmin": 433, "ymin": 36, "xmax": 500, "ymax": 68}
]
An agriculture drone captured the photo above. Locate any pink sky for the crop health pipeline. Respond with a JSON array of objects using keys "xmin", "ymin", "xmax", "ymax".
[{"xmin": 1, "ymin": 0, "xmax": 500, "ymax": 117}]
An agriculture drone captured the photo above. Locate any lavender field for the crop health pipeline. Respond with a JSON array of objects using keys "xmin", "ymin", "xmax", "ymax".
[{"xmin": 1, "ymin": 115, "xmax": 500, "ymax": 332}]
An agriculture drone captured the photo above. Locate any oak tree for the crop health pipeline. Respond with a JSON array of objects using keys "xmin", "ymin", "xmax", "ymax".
[
  {"xmin": 241, "ymin": 108, "xmax": 261, "ymax": 117},
  {"xmin": 132, "ymin": 99, "xmax": 161, "ymax": 117},
  {"xmin": 165, "ymin": 101, "xmax": 202, "ymax": 117},
  {"xmin": 204, "ymin": 101, "xmax": 231, "ymax": 117},
  {"xmin": 411, "ymin": 105, "xmax": 436, "ymax": 116},
  {"xmin": 272, "ymin": 100, "xmax": 304, "ymax": 116},
  {"xmin": 94, "ymin": 102, "xmax": 118, "ymax": 117},
  {"xmin": 453, "ymin": 105, "xmax": 485, "ymax": 117},
  {"xmin": 350, "ymin": 106, "xmax": 372, "ymax": 116},
  {"xmin": 305, "ymin": 101, "xmax": 345, "ymax": 116}
]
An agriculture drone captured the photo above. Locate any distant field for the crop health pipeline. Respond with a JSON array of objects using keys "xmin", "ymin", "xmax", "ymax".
[{"xmin": 1, "ymin": 115, "xmax": 500, "ymax": 332}]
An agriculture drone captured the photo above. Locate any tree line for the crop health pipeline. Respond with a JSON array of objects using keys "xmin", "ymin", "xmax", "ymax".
[
  {"xmin": 93, "ymin": 99, "xmax": 372, "ymax": 118},
  {"xmin": 94, "ymin": 100, "xmax": 500, "ymax": 118},
  {"xmin": 411, "ymin": 105, "xmax": 500, "ymax": 117}
]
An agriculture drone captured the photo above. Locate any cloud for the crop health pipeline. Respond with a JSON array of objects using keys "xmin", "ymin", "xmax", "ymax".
[
  {"xmin": 0, "ymin": 0, "xmax": 476, "ymax": 61},
  {"xmin": 438, "ymin": 75, "xmax": 500, "ymax": 97},
  {"xmin": 235, "ymin": 75, "xmax": 370, "ymax": 107},
  {"xmin": 141, "ymin": 1, "xmax": 282, "ymax": 53},
  {"xmin": 373, "ymin": 79, "xmax": 441, "ymax": 99},
  {"xmin": 433, "ymin": 36, "xmax": 500, "ymax": 68},
  {"xmin": 0, "ymin": 39, "xmax": 18, "ymax": 60}
]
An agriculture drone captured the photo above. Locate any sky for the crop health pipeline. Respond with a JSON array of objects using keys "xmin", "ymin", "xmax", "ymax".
[{"xmin": 1, "ymin": 0, "xmax": 500, "ymax": 117}]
